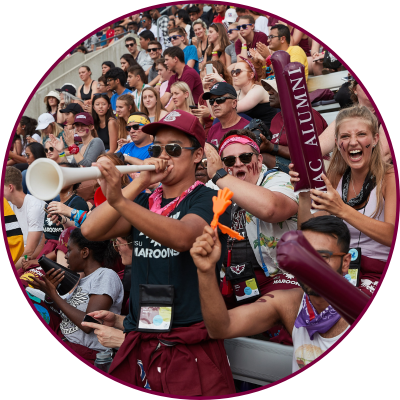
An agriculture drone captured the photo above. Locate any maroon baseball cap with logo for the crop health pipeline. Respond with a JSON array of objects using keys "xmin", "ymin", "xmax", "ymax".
[
  {"xmin": 74, "ymin": 112, "xmax": 94, "ymax": 126},
  {"xmin": 142, "ymin": 110, "xmax": 206, "ymax": 148}
]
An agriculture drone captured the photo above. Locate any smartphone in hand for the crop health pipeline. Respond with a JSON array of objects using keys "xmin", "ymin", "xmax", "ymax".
[{"xmin": 82, "ymin": 314, "xmax": 102, "ymax": 325}]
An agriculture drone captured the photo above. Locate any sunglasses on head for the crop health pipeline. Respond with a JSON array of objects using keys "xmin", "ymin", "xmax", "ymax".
[
  {"xmin": 230, "ymin": 68, "xmax": 252, "ymax": 77},
  {"xmin": 148, "ymin": 143, "xmax": 196, "ymax": 158},
  {"xmin": 125, "ymin": 124, "xmax": 144, "ymax": 132},
  {"xmin": 227, "ymin": 28, "xmax": 239, "ymax": 34},
  {"xmin": 168, "ymin": 35, "xmax": 182, "ymax": 41},
  {"xmin": 147, "ymin": 47, "xmax": 161, "ymax": 52},
  {"xmin": 209, "ymin": 96, "xmax": 235, "ymax": 106},
  {"xmin": 44, "ymin": 147, "xmax": 54, "ymax": 153},
  {"xmin": 125, "ymin": 43, "xmax": 136, "ymax": 48},
  {"xmin": 238, "ymin": 23, "xmax": 253, "ymax": 30},
  {"xmin": 221, "ymin": 152, "xmax": 255, "ymax": 167},
  {"xmin": 94, "ymin": 92, "xmax": 109, "ymax": 98}
]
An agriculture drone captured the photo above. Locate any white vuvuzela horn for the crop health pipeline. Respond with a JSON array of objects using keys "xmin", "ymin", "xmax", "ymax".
[{"xmin": 26, "ymin": 158, "xmax": 156, "ymax": 201}]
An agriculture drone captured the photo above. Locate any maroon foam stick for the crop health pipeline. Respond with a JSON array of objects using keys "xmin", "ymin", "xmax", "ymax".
[
  {"xmin": 283, "ymin": 63, "xmax": 327, "ymax": 192},
  {"xmin": 271, "ymin": 52, "xmax": 310, "ymax": 191},
  {"xmin": 276, "ymin": 231, "xmax": 369, "ymax": 325}
]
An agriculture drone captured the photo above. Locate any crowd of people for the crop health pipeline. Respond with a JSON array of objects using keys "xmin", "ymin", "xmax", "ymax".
[{"xmin": 4, "ymin": 4, "xmax": 395, "ymax": 397}]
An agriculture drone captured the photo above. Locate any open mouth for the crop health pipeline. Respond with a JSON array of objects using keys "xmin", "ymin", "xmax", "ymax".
[
  {"xmin": 236, "ymin": 171, "xmax": 246, "ymax": 181},
  {"xmin": 348, "ymin": 149, "xmax": 363, "ymax": 162}
]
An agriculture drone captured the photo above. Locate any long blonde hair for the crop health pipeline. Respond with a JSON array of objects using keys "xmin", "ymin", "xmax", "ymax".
[
  {"xmin": 327, "ymin": 105, "xmax": 389, "ymax": 218},
  {"xmin": 41, "ymin": 121, "xmax": 63, "ymax": 144},
  {"xmin": 140, "ymin": 87, "xmax": 167, "ymax": 122},
  {"xmin": 117, "ymin": 94, "xmax": 137, "ymax": 139},
  {"xmin": 170, "ymin": 81, "xmax": 194, "ymax": 110}
]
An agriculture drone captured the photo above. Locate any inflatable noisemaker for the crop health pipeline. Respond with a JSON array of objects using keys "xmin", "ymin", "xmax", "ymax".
[
  {"xmin": 282, "ymin": 63, "xmax": 327, "ymax": 193},
  {"xmin": 38, "ymin": 255, "xmax": 80, "ymax": 296},
  {"xmin": 276, "ymin": 231, "xmax": 369, "ymax": 325},
  {"xmin": 271, "ymin": 52, "xmax": 326, "ymax": 193},
  {"xmin": 94, "ymin": 187, "xmax": 107, "ymax": 206},
  {"xmin": 211, "ymin": 188, "xmax": 244, "ymax": 240}
]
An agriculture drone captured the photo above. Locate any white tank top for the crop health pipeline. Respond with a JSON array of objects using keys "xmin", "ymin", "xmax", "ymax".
[
  {"xmin": 292, "ymin": 299, "xmax": 349, "ymax": 372},
  {"xmin": 336, "ymin": 177, "xmax": 389, "ymax": 262}
]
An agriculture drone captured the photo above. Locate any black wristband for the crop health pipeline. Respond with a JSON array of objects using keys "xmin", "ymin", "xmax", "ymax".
[{"xmin": 212, "ymin": 168, "xmax": 228, "ymax": 185}]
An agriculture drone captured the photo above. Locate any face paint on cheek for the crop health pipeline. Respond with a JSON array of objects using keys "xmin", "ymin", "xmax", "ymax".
[
  {"xmin": 246, "ymin": 161, "xmax": 259, "ymax": 176},
  {"xmin": 339, "ymin": 141, "xmax": 346, "ymax": 152},
  {"xmin": 366, "ymin": 144, "xmax": 371, "ymax": 148},
  {"xmin": 228, "ymin": 168, "xmax": 233, "ymax": 175}
]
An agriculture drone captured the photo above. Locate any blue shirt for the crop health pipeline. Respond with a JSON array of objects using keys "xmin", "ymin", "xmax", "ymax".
[
  {"xmin": 110, "ymin": 89, "xmax": 132, "ymax": 111},
  {"xmin": 183, "ymin": 45, "xmax": 199, "ymax": 74},
  {"xmin": 118, "ymin": 142, "xmax": 152, "ymax": 161}
]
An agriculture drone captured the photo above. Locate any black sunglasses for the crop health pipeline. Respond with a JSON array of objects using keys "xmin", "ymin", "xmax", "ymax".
[
  {"xmin": 125, "ymin": 124, "xmax": 143, "ymax": 132},
  {"xmin": 44, "ymin": 147, "xmax": 55, "ymax": 153},
  {"xmin": 238, "ymin": 23, "xmax": 253, "ymax": 30},
  {"xmin": 227, "ymin": 28, "xmax": 239, "ymax": 34},
  {"xmin": 93, "ymin": 92, "xmax": 109, "ymax": 98},
  {"xmin": 230, "ymin": 68, "xmax": 252, "ymax": 77},
  {"xmin": 148, "ymin": 143, "xmax": 196, "ymax": 158},
  {"xmin": 209, "ymin": 96, "xmax": 235, "ymax": 106},
  {"xmin": 168, "ymin": 35, "xmax": 182, "ymax": 41},
  {"xmin": 147, "ymin": 47, "xmax": 161, "ymax": 52},
  {"xmin": 221, "ymin": 152, "xmax": 255, "ymax": 167},
  {"xmin": 125, "ymin": 43, "xmax": 136, "ymax": 48}
]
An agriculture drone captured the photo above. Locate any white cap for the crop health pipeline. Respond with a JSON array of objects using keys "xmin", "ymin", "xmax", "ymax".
[
  {"xmin": 261, "ymin": 79, "xmax": 278, "ymax": 93},
  {"xmin": 36, "ymin": 113, "xmax": 55, "ymax": 130},
  {"xmin": 223, "ymin": 8, "xmax": 238, "ymax": 24}
]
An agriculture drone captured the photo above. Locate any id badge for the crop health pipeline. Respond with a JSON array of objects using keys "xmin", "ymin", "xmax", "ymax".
[
  {"xmin": 137, "ymin": 284, "xmax": 174, "ymax": 333},
  {"xmin": 226, "ymin": 262, "xmax": 260, "ymax": 304},
  {"xmin": 348, "ymin": 247, "xmax": 361, "ymax": 287}
]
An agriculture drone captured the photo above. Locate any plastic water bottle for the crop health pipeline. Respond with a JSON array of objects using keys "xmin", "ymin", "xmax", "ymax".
[{"xmin": 94, "ymin": 350, "xmax": 113, "ymax": 373}]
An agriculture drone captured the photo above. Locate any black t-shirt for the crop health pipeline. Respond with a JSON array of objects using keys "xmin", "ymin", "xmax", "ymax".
[
  {"xmin": 227, "ymin": 203, "xmax": 259, "ymax": 268},
  {"xmin": 43, "ymin": 195, "xmax": 89, "ymax": 240},
  {"xmin": 123, "ymin": 185, "xmax": 230, "ymax": 332}
]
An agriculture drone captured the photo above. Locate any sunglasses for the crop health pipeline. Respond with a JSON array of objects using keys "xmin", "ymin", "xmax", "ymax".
[
  {"xmin": 44, "ymin": 147, "xmax": 55, "ymax": 153},
  {"xmin": 148, "ymin": 143, "xmax": 196, "ymax": 158},
  {"xmin": 238, "ymin": 23, "xmax": 253, "ymax": 30},
  {"xmin": 125, "ymin": 43, "xmax": 136, "ymax": 48},
  {"xmin": 113, "ymin": 240, "xmax": 133, "ymax": 251},
  {"xmin": 227, "ymin": 28, "xmax": 239, "ymax": 34},
  {"xmin": 168, "ymin": 35, "xmax": 182, "ymax": 41},
  {"xmin": 209, "ymin": 96, "xmax": 235, "ymax": 106},
  {"xmin": 94, "ymin": 92, "xmax": 109, "ymax": 98},
  {"xmin": 106, "ymin": 78, "xmax": 115, "ymax": 83},
  {"xmin": 230, "ymin": 68, "xmax": 252, "ymax": 77},
  {"xmin": 147, "ymin": 47, "xmax": 161, "ymax": 52},
  {"xmin": 221, "ymin": 152, "xmax": 255, "ymax": 167},
  {"xmin": 199, "ymin": 158, "xmax": 207, "ymax": 168},
  {"xmin": 125, "ymin": 124, "xmax": 144, "ymax": 132}
]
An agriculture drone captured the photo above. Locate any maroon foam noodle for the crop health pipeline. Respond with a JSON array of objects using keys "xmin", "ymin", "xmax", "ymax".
[
  {"xmin": 282, "ymin": 62, "xmax": 327, "ymax": 192},
  {"xmin": 271, "ymin": 52, "xmax": 309, "ymax": 190},
  {"xmin": 276, "ymin": 231, "xmax": 369, "ymax": 325}
]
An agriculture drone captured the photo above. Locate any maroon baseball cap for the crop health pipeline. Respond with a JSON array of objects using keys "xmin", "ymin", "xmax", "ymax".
[
  {"xmin": 74, "ymin": 112, "xmax": 94, "ymax": 126},
  {"xmin": 141, "ymin": 110, "xmax": 206, "ymax": 148}
]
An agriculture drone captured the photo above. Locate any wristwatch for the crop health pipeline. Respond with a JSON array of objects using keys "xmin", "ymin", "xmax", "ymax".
[
  {"xmin": 212, "ymin": 168, "xmax": 228, "ymax": 185},
  {"xmin": 270, "ymin": 144, "xmax": 279, "ymax": 156},
  {"xmin": 70, "ymin": 208, "xmax": 78, "ymax": 221}
]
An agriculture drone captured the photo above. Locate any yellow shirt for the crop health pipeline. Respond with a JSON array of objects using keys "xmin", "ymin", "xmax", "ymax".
[
  {"xmin": 3, "ymin": 198, "xmax": 24, "ymax": 263},
  {"xmin": 287, "ymin": 46, "xmax": 309, "ymax": 81}
]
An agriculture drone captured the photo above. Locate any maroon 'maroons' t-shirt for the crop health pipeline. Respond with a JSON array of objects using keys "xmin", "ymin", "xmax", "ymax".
[
  {"xmin": 270, "ymin": 109, "xmax": 328, "ymax": 146},
  {"xmin": 234, "ymin": 31, "xmax": 270, "ymax": 57},
  {"xmin": 207, "ymin": 117, "xmax": 249, "ymax": 148},
  {"xmin": 166, "ymin": 65, "xmax": 204, "ymax": 104}
]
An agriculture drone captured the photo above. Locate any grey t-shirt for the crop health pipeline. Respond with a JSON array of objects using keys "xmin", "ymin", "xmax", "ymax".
[
  {"xmin": 225, "ymin": 43, "xmax": 237, "ymax": 64},
  {"xmin": 60, "ymin": 267, "xmax": 124, "ymax": 352},
  {"xmin": 148, "ymin": 64, "xmax": 158, "ymax": 83},
  {"xmin": 73, "ymin": 137, "xmax": 105, "ymax": 167}
]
